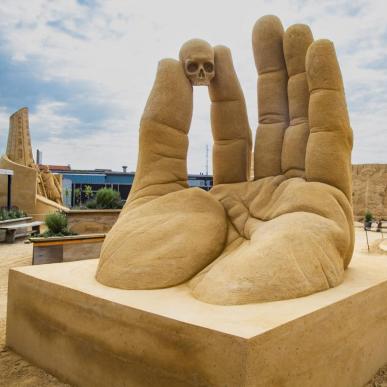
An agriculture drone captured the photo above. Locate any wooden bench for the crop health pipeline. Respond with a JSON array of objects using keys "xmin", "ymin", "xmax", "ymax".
[{"xmin": 0, "ymin": 221, "xmax": 44, "ymax": 243}]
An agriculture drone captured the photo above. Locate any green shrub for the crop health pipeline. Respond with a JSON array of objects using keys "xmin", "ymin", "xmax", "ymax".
[
  {"xmin": 364, "ymin": 210, "xmax": 373, "ymax": 223},
  {"xmin": 41, "ymin": 212, "xmax": 76, "ymax": 237},
  {"xmin": 45, "ymin": 212, "xmax": 68, "ymax": 234},
  {"xmin": 0, "ymin": 208, "xmax": 6, "ymax": 221},
  {"xmin": 85, "ymin": 199, "xmax": 97, "ymax": 209},
  {"xmin": 94, "ymin": 188, "xmax": 122, "ymax": 209},
  {"xmin": 0, "ymin": 207, "xmax": 26, "ymax": 221},
  {"xmin": 0, "ymin": 208, "xmax": 7, "ymax": 221}
]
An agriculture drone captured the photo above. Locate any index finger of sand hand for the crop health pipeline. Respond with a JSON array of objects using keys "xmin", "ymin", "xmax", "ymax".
[
  {"xmin": 253, "ymin": 15, "xmax": 289, "ymax": 179},
  {"xmin": 209, "ymin": 45, "xmax": 252, "ymax": 185},
  {"xmin": 305, "ymin": 40, "xmax": 353, "ymax": 199},
  {"xmin": 129, "ymin": 59, "xmax": 193, "ymax": 204}
]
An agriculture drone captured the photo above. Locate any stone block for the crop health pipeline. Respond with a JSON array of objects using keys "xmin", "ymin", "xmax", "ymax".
[{"xmin": 6, "ymin": 255, "xmax": 387, "ymax": 387}]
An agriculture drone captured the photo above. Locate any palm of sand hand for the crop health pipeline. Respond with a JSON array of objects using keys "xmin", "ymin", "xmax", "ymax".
[
  {"xmin": 96, "ymin": 16, "xmax": 354, "ymax": 305},
  {"xmin": 190, "ymin": 177, "xmax": 353, "ymax": 304}
]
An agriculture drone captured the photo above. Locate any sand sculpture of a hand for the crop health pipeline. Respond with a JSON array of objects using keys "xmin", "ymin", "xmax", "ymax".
[{"xmin": 96, "ymin": 15, "xmax": 354, "ymax": 305}]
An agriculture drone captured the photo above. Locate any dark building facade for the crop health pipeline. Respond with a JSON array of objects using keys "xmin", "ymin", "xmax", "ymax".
[{"xmin": 55, "ymin": 168, "xmax": 213, "ymax": 207}]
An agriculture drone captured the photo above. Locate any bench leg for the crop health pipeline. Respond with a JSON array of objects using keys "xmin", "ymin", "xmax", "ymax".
[
  {"xmin": 5, "ymin": 229, "xmax": 16, "ymax": 243},
  {"xmin": 32, "ymin": 225, "xmax": 41, "ymax": 235}
]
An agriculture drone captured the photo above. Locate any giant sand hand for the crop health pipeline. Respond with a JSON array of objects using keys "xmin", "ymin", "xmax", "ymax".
[{"xmin": 96, "ymin": 16, "xmax": 354, "ymax": 305}]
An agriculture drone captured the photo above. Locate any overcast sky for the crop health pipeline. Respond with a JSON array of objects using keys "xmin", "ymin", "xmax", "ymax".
[{"xmin": 0, "ymin": 0, "xmax": 386, "ymax": 173}]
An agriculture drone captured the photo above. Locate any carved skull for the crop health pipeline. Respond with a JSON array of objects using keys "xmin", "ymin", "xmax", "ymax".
[{"xmin": 179, "ymin": 39, "xmax": 215, "ymax": 86}]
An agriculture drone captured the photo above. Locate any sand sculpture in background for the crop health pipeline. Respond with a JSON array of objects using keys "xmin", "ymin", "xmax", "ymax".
[
  {"xmin": 0, "ymin": 107, "xmax": 67, "ymax": 218},
  {"xmin": 6, "ymin": 107, "xmax": 35, "ymax": 167},
  {"xmin": 40, "ymin": 165, "xmax": 63, "ymax": 204},
  {"xmin": 352, "ymin": 164, "xmax": 387, "ymax": 220},
  {"xmin": 97, "ymin": 15, "xmax": 354, "ymax": 305}
]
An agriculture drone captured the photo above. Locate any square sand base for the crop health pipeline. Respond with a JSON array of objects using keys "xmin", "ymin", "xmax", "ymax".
[{"xmin": 6, "ymin": 255, "xmax": 387, "ymax": 387}]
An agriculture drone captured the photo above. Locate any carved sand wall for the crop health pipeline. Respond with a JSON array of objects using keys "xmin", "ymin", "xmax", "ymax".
[
  {"xmin": 352, "ymin": 164, "xmax": 387, "ymax": 220},
  {"xmin": 67, "ymin": 210, "xmax": 121, "ymax": 234},
  {"xmin": 0, "ymin": 107, "xmax": 67, "ymax": 218}
]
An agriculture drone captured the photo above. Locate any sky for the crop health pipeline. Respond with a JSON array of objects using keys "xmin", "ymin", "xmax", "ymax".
[{"xmin": 0, "ymin": 0, "xmax": 386, "ymax": 173}]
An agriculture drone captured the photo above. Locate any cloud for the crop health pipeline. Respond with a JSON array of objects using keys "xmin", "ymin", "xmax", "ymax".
[
  {"xmin": 29, "ymin": 101, "xmax": 80, "ymax": 137},
  {"xmin": 0, "ymin": 0, "xmax": 386, "ymax": 173}
]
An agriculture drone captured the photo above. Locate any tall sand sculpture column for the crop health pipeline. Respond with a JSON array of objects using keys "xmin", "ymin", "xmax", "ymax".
[
  {"xmin": 0, "ymin": 107, "xmax": 68, "ymax": 218},
  {"xmin": 6, "ymin": 107, "xmax": 35, "ymax": 167}
]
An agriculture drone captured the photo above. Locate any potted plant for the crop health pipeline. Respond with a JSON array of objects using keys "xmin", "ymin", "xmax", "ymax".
[
  {"xmin": 0, "ymin": 207, "xmax": 32, "ymax": 242},
  {"xmin": 0, "ymin": 206, "xmax": 26, "ymax": 221},
  {"xmin": 30, "ymin": 211, "xmax": 105, "ymax": 265},
  {"xmin": 39, "ymin": 212, "xmax": 76, "ymax": 237},
  {"xmin": 364, "ymin": 210, "xmax": 373, "ymax": 230},
  {"xmin": 86, "ymin": 188, "xmax": 123, "ymax": 209},
  {"xmin": 66, "ymin": 188, "xmax": 123, "ymax": 234}
]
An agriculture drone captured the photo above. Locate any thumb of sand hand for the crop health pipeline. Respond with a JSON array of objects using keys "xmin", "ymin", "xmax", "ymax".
[{"xmin": 96, "ymin": 58, "xmax": 227, "ymax": 289}]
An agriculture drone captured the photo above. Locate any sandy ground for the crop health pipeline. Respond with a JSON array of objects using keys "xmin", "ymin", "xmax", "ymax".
[{"xmin": 0, "ymin": 230, "xmax": 386, "ymax": 386}]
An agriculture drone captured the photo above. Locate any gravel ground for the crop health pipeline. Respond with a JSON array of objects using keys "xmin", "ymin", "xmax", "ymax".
[{"xmin": 0, "ymin": 231, "xmax": 386, "ymax": 386}]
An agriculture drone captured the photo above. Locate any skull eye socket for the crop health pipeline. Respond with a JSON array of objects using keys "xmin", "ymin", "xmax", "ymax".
[
  {"xmin": 203, "ymin": 62, "xmax": 214, "ymax": 72},
  {"xmin": 186, "ymin": 62, "xmax": 199, "ymax": 73}
]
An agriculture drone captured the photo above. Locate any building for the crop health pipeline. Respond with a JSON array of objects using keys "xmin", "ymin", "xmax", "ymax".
[
  {"xmin": 49, "ymin": 166, "xmax": 213, "ymax": 207},
  {"xmin": 42, "ymin": 164, "xmax": 387, "ymax": 219}
]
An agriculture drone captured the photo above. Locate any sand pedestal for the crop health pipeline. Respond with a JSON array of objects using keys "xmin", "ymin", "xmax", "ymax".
[{"xmin": 6, "ymin": 255, "xmax": 387, "ymax": 387}]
